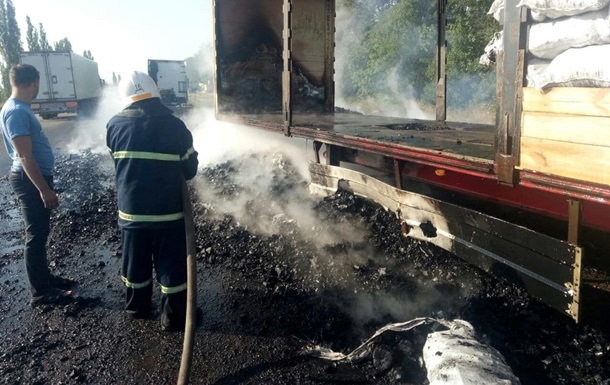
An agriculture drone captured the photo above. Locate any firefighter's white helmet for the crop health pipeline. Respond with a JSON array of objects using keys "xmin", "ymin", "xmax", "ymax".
[{"xmin": 118, "ymin": 70, "xmax": 161, "ymax": 108}]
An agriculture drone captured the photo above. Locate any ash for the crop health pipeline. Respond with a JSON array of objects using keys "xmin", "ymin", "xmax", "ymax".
[{"xmin": 0, "ymin": 151, "xmax": 608, "ymax": 385}]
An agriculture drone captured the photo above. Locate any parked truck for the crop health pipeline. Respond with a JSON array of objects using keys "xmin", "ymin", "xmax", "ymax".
[
  {"xmin": 19, "ymin": 51, "xmax": 102, "ymax": 119},
  {"xmin": 213, "ymin": 0, "xmax": 610, "ymax": 323},
  {"xmin": 147, "ymin": 59, "xmax": 188, "ymax": 106}
]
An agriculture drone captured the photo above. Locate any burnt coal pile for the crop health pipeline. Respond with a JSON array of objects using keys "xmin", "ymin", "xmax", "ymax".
[
  {"xmin": 219, "ymin": 43, "xmax": 325, "ymax": 114},
  {"xmin": 0, "ymin": 151, "xmax": 609, "ymax": 384}
]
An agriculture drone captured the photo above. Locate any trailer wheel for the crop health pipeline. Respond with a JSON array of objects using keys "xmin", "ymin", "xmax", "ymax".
[
  {"xmin": 40, "ymin": 113, "xmax": 58, "ymax": 120},
  {"xmin": 77, "ymin": 100, "xmax": 98, "ymax": 118}
]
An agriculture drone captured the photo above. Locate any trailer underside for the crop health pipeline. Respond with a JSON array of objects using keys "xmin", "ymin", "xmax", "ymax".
[{"xmin": 218, "ymin": 112, "xmax": 610, "ymax": 233}]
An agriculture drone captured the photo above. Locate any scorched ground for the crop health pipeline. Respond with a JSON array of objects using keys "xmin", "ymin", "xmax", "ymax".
[{"xmin": 0, "ymin": 150, "xmax": 609, "ymax": 385}]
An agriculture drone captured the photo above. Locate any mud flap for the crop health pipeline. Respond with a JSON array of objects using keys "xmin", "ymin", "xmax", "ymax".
[{"xmin": 309, "ymin": 162, "xmax": 582, "ymax": 322}]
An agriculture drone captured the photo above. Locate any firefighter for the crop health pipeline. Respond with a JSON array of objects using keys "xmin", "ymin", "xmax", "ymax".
[{"xmin": 106, "ymin": 71, "xmax": 199, "ymax": 331}]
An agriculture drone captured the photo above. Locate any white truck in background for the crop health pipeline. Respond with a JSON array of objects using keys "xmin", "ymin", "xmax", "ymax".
[
  {"xmin": 20, "ymin": 51, "xmax": 102, "ymax": 119},
  {"xmin": 147, "ymin": 59, "xmax": 188, "ymax": 106}
]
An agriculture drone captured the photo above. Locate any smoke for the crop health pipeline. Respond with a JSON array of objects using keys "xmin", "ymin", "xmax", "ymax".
[
  {"xmin": 195, "ymin": 43, "xmax": 215, "ymax": 84},
  {"xmin": 334, "ymin": 3, "xmax": 432, "ymax": 119},
  {"xmin": 183, "ymin": 107, "xmax": 456, "ymax": 328},
  {"xmin": 184, "ymin": 108, "xmax": 310, "ymax": 179},
  {"xmin": 185, "ymin": 106, "xmax": 379, "ymax": 268},
  {"xmin": 334, "ymin": 4, "xmax": 366, "ymax": 113},
  {"xmin": 64, "ymin": 86, "xmax": 122, "ymax": 154}
]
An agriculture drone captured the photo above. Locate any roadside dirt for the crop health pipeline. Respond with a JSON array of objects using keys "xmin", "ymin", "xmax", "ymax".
[{"xmin": 1, "ymin": 150, "xmax": 609, "ymax": 385}]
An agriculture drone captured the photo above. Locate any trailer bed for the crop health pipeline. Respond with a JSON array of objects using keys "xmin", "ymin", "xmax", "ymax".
[{"xmin": 223, "ymin": 112, "xmax": 497, "ymax": 160}]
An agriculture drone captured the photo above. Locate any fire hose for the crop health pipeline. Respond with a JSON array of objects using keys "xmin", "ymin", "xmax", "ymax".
[{"xmin": 177, "ymin": 178, "xmax": 197, "ymax": 385}]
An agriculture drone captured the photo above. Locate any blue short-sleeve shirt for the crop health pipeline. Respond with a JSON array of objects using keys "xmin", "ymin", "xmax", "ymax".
[{"xmin": 1, "ymin": 98, "xmax": 54, "ymax": 175}]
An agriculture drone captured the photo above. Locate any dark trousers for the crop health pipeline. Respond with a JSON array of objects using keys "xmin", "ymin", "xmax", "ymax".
[
  {"xmin": 121, "ymin": 227, "xmax": 187, "ymax": 323},
  {"xmin": 9, "ymin": 172, "xmax": 54, "ymax": 297}
]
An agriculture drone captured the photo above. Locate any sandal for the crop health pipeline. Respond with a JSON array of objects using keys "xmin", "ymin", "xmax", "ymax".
[
  {"xmin": 50, "ymin": 275, "xmax": 78, "ymax": 290},
  {"xmin": 31, "ymin": 288, "xmax": 73, "ymax": 306}
]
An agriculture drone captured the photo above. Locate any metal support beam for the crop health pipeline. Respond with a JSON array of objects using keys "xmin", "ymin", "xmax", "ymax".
[
  {"xmin": 394, "ymin": 159, "xmax": 405, "ymax": 190},
  {"xmin": 568, "ymin": 199, "xmax": 582, "ymax": 245},
  {"xmin": 567, "ymin": 199, "xmax": 583, "ymax": 323},
  {"xmin": 496, "ymin": 0, "xmax": 527, "ymax": 186},
  {"xmin": 283, "ymin": 0, "xmax": 293, "ymax": 136},
  {"xmin": 436, "ymin": 0, "xmax": 447, "ymax": 122},
  {"xmin": 324, "ymin": 0, "xmax": 336, "ymax": 113},
  {"xmin": 326, "ymin": 144, "xmax": 341, "ymax": 166},
  {"xmin": 313, "ymin": 141, "xmax": 323, "ymax": 164}
]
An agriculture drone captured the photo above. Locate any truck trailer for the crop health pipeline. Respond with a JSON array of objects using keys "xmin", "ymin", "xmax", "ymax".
[
  {"xmin": 147, "ymin": 59, "xmax": 188, "ymax": 106},
  {"xmin": 20, "ymin": 51, "xmax": 102, "ymax": 119},
  {"xmin": 213, "ymin": 0, "xmax": 610, "ymax": 323}
]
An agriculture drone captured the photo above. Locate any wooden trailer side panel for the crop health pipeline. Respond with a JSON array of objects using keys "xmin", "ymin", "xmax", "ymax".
[{"xmin": 520, "ymin": 87, "xmax": 610, "ymax": 186}]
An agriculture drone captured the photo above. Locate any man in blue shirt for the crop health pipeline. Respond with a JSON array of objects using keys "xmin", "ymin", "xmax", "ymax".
[{"xmin": 1, "ymin": 64, "xmax": 75, "ymax": 305}]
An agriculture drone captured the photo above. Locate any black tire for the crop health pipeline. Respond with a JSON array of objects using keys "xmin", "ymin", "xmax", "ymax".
[
  {"xmin": 40, "ymin": 113, "xmax": 58, "ymax": 120},
  {"xmin": 77, "ymin": 100, "xmax": 98, "ymax": 118}
]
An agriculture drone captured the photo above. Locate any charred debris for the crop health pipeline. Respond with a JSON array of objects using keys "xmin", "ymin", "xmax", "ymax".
[{"xmin": 0, "ymin": 151, "xmax": 609, "ymax": 384}]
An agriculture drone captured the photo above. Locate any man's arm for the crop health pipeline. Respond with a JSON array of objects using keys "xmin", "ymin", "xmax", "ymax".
[{"xmin": 12, "ymin": 135, "xmax": 59, "ymax": 209}]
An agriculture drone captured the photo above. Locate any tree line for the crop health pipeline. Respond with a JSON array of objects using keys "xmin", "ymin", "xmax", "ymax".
[
  {"xmin": 0, "ymin": 0, "xmax": 95, "ymax": 100},
  {"xmin": 337, "ymin": 0, "xmax": 498, "ymax": 112}
]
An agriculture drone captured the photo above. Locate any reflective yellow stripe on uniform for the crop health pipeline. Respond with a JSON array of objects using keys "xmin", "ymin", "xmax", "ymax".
[
  {"xmin": 121, "ymin": 275, "xmax": 152, "ymax": 289},
  {"xmin": 160, "ymin": 282, "xmax": 188, "ymax": 294},
  {"xmin": 181, "ymin": 147, "xmax": 195, "ymax": 161},
  {"xmin": 119, "ymin": 210, "xmax": 185, "ymax": 222},
  {"xmin": 111, "ymin": 151, "xmax": 181, "ymax": 161}
]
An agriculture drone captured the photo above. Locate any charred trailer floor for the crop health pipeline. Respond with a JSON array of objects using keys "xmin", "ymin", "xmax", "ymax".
[{"xmin": 0, "ymin": 152, "xmax": 609, "ymax": 385}]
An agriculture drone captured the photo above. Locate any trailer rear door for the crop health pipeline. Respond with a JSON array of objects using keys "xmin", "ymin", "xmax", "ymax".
[
  {"xmin": 19, "ymin": 53, "xmax": 53, "ymax": 102},
  {"xmin": 46, "ymin": 52, "xmax": 76, "ymax": 100}
]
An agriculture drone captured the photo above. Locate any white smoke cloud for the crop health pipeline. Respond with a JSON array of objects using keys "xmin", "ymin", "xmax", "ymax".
[
  {"xmin": 64, "ymin": 86, "xmax": 122, "ymax": 154},
  {"xmin": 334, "ymin": 3, "xmax": 432, "ymax": 119}
]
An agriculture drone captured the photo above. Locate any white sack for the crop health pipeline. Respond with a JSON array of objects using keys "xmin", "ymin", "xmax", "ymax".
[
  {"xmin": 525, "ymin": 58, "xmax": 552, "ymax": 87},
  {"xmin": 480, "ymin": 31, "xmax": 504, "ymax": 65},
  {"xmin": 489, "ymin": 0, "xmax": 505, "ymax": 23},
  {"xmin": 530, "ymin": 10, "xmax": 549, "ymax": 21},
  {"xmin": 517, "ymin": 0, "xmax": 610, "ymax": 19},
  {"xmin": 423, "ymin": 320, "xmax": 521, "ymax": 385},
  {"xmin": 528, "ymin": 44, "xmax": 610, "ymax": 89},
  {"xmin": 528, "ymin": 7, "xmax": 610, "ymax": 59}
]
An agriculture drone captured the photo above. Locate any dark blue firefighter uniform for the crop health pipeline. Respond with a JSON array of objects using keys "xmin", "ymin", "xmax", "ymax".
[{"xmin": 106, "ymin": 98, "xmax": 198, "ymax": 327}]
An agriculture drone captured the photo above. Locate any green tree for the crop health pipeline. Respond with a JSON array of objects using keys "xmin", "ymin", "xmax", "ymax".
[
  {"xmin": 343, "ymin": 0, "xmax": 436, "ymax": 101},
  {"xmin": 338, "ymin": 0, "xmax": 498, "ymax": 113},
  {"xmin": 26, "ymin": 16, "xmax": 40, "ymax": 51},
  {"xmin": 39, "ymin": 23, "xmax": 50, "ymax": 50},
  {"xmin": 0, "ymin": 0, "xmax": 23, "ymax": 97},
  {"xmin": 53, "ymin": 37, "xmax": 72, "ymax": 52},
  {"xmin": 444, "ymin": 0, "xmax": 499, "ymax": 109}
]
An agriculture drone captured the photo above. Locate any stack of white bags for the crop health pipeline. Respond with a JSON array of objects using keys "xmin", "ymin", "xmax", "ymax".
[{"xmin": 481, "ymin": 0, "xmax": 610, "ymax": 89}]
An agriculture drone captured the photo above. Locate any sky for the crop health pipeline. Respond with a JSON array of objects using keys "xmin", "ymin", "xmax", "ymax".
[{"xmin": 15, "ymin": 0, "xmax": 213, "ymax": 82}]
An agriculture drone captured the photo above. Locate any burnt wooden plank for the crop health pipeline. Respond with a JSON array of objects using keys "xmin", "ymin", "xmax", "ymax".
[
  {"xmin": 459, "ymin": 210, "xmax": 576, "ymax": 265},
  {"xmin": 452, "ymin": 241, "xmax": 575, "ymax": 316},
  {"xmin": 410, "ymin": 187, "xmax": 577, "ymax": 266},
  {"xmin": 309, "ymin": 162, "xmax": 580, "ymax": 320},
  {"xmin": 458, "ymin": 224, "xmax": 573, "ymax": 284}
]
